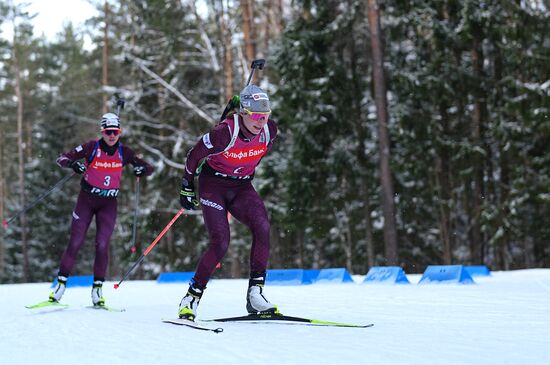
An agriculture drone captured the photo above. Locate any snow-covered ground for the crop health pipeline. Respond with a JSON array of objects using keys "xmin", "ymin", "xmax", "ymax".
[{"xmin": 1, "ymin": 269, "xmax": 549, "ymax": 365}]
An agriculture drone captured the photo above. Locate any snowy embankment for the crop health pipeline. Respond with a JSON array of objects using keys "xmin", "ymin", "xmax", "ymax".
[{"xmin": 1, "ymin": 269, "xmax": 549, "ymax": 365}]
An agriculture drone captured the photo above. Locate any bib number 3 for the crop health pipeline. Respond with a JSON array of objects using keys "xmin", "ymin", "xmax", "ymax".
[{"xmin": 104, "ymin": 176, "xmax": 111, "ymax": 187}]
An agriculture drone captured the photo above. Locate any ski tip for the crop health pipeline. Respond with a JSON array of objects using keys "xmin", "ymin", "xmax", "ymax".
[
  {"xmin": 113, "ymin": 283, "xmax": 119, "ymax": 289},
  {"xmin": 2, "ymin": 219, "xmax": 8, "ymax": 229}
]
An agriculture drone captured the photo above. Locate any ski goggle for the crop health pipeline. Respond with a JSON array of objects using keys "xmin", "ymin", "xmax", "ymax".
[
  {"xmin": 243, "ymin": 108, "xmax": 271, "ymax": 121},
  {"xmin": 102, "ymin": 129, "xmax": 121, "ymax": 136}
]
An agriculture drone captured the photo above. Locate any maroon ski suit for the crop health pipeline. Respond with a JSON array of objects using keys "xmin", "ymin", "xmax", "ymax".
[
  {"xmin": 56, "ymin": 139, "xmax": 154, "ymax": 280},
  {"xmin": 183, "ymin": 115, "xmax": 278, "ymax": 288}
]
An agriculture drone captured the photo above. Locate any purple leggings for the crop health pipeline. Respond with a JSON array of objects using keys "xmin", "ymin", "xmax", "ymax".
[
  {"xmin": 58, "ymin": 190, "xmax": 117, "ymax": 280},
  {"xmin": 192, "ymin": 172, "xmax": 270, "ymax": 288}
]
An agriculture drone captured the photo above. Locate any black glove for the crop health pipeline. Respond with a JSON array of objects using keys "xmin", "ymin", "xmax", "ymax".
[
  {"xmin": 70, "ymin": 160, "xmax": 86, "ymax": 174},
  {"xmin": 179, "ymin": 179, "xmax": 199, "ymax": 210},
  {"xmin": 133, "ymin": 166, "xmax": 146, "ymax": 177}
]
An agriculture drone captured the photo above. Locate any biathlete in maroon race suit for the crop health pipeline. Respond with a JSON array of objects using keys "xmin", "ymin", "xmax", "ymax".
[
  {"xmin": 178, "ymin": 84, "xmax": 278, "ymax": 320},
  {"xmin": 48, "ymin": 112, "xmax": 154, "ymax": 307}
]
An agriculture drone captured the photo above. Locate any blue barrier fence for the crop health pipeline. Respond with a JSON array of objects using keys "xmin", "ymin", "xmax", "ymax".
[
  {"xmin": 153, "ymin": 265, "xmax": 492, "ymax": 286},
  {"xmin": 419, "ymin": 265, "xmax": 475, "ymax": 284},
  {"xmin": 266, "ymin": 269, "xmax": 307, "ymax": 285},
  {"xmin": 314, "ymin": 268, "xmax": 354, "ymax": 283},
  {"xmin": 157, "ymin": 272, "xmax": 195, "ymax": 283},
  {"xmin": 51, "ymin": 275, "xmax": 94, "ymax": 288},
  {"xmin": 363, "ymin": 266, "xmax": 410, "ymax": 284},
  {"xmin": 465, "ymin": 265, "xmax": 491, "ymax": 277},
  {"xmin": 266, "ymin": 268, "xmax": 354, "ymax": 285}
]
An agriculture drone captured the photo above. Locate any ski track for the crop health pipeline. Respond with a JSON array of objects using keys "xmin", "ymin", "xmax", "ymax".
[{"xmin": 1, "ymin": 269, "xmax": 549, "ymax": 365}]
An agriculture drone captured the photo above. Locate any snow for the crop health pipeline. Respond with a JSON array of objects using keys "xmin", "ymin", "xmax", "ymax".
[{"xmin": 2, "ymin": 269, "xmax": 549, "ymax": 365}]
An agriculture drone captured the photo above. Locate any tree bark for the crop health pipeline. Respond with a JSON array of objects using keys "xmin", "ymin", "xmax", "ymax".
[
  {"xmin": 13, "ymin": 31, "xmax": 29, "ymax": 282},
  {"xmin": 367, "ymin": 0, "xmax": 398, "ymax": 265},
  {"xmin": 493, "ymin": 42, "xmax": 511, "ymax": 270},
  {"xmin": 240, "ymin": 0, "xmax": 256, "ymax": 68},
  {"xmin": 470, "ymin": 25, "xmax": 485, "ymax": 265},
  {"xmin": 220, "ymin": 1, "xmax": 234, "ymax": 101},
  {"xmin": 349, "ymin": 20, "xmax": 375, "ymax": 270},
  {"xmin": 437, "ymin": 104, "xmax": 452, "ymax": 264},
  {"xmin": 102, "ymin": 1, "xmax": 109, "ymax": 114},
  {"xmin": 0, "ymin": 128, "xmax": 4, "ymax": 277},
  {"xmin": 498, "ymin": 146, "xmax": 511, "ymax": 270}
]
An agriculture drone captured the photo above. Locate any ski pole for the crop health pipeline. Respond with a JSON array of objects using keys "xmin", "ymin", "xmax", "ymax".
[
  {"xmin": 220, "ymin": 58, "xmax": 266, "ymax": 122},
  {"xmin": 129, "ymin": 177, "xmax": 140, "ymax": 253},
  {"xmin": 114, "ymin": 208, "xmax": 185, "ymax": 289},
  {"xmin": 245, "ymin": 58, "xmax": 266, "ymax": 87},
  {"xmin": 115, "ymin": 97, "xmax": 125, "ymax": 116},
  {"xmin": 2, "ymin": 172, "xmax": 75, "ymax": 229}
]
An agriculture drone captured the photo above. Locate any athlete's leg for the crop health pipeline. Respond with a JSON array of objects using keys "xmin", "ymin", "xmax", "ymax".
[
  {"xmin": 93, "ymin": 197, "xmax": 117, "ymax": 280},
  {"xmin": 228, "ymin": 183, "xmax": 270, "ymax": 274},
  {"xmin": 58, "ymin": 191, "xmax": 95, "ymax": 275},
  {"xmin": 192, "ymin": 176, "xmax": 232, "ymax": 288}
]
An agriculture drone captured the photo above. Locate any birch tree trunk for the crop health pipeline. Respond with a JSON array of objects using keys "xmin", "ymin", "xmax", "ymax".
[{"xmin": 367, "ymin": 0, "xmax": 398, "ymax": 265}]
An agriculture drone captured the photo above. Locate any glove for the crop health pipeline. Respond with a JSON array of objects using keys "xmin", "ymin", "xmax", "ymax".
[
  {"xmin": 133, "ymin": 166, "xmax": 146, "ymax": 177},
  {"xmin": 179, "ymin": 179, "xmax": 199, "ymax": 210},
  {"xmin": 70, "ymin": 160, "xmax": 86, "ymax": 174}
]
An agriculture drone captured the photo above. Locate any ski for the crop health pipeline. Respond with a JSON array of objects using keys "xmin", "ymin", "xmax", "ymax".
[
  {"xmin": 25, "ymin": 300, "xmax": 69, "ymax": 310},
  {"xmin": 85, "ymin": 305, "xmax": 126, "ymax": 312},
  {"xmin": 205, "ymin": 313, "xmax": 373, "ymax": 328},
  {"xmin": 162, "ymin": 318, "xmax": 224, "ymax": 333}
]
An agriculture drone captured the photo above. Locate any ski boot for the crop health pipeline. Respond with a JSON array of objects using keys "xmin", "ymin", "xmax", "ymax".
[
  {"xmin": 91, "ymin": 280, "xmax": 106, "ymax": 307},
  {"xmin": 246, "ymin": 273, "xmax": 277, "ymax": 314},
  {"xmin": 178, "ymin": 283, "xmax": 204, "ymax": 321},
  {"xmin": 48, "ymin": 275, "xmax": 68, "ymax": 303}
]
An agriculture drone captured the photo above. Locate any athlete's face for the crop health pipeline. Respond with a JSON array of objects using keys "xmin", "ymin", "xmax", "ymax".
[
  {"xmin": 241, "ymin": 111, "xmax": 270, "ymax": 135},
  {"xmin": 102, "ymin": 129, "xmax": 121, "ymax": 146}
]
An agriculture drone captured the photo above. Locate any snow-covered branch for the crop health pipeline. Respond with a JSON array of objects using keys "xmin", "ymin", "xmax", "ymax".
[
  {"xmin": 138, "ymin": 140, "xmax": 186, "ymax": 170},
  {"xmin": 125, "ymin": 53, "xmax": 216, "ymax": 125}
]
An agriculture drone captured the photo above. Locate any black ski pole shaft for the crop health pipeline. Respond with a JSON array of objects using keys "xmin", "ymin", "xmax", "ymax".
[
  {"xmin": 116, "ymin": 98, "xmax": 125, "ymax": 116},
  {"xmin": 114, "ymin": 208, "xmax": 185, "ymax": 289},
  {"xmin": 245, "ymin": 58, "xmax": 266, "ymax": 87},
  {"xmin": 129, "ymin": 177, "xmax": 140, "ymax": 252},
  {"xmin": 2, "ymin": 173, "xmax": 75, "ymax": 229}
]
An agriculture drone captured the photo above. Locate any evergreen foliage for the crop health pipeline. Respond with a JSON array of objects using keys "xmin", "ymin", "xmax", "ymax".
[{"xmin": 0, "ymin": 0, "xmax": 547, "ymax": 283}]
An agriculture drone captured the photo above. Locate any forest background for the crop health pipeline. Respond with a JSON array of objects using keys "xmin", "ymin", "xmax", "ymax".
[{"xmin": 0, "ymin": 0, "xmax": 548, "ymax": 283}]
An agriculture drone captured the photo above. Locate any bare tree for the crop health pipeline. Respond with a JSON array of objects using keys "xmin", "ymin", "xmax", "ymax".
[
  {"xmin": 493, "ymin": 41, "xmax": 511, "ymax": 270},
  {"xmin": 470, "ymin": 22, "xmax": 484, "ymax": 265},
  {"xmin": 102, "ymin": 1, "xmax": 109, "ymax": 113},
  {"xmin": 12, "ymin": 22, "xmax": 29, "ymax": 281},
  {"xmin": 220, "ymin": 1, "xmax": 234, "ymax": 100},
  {"xmin": 240, "ymin": 0, "xmax": 256, "ymax": 68},
  {"xmin": 367, "ymin": 0, "xmax": 398, "ymax": 265},
  {"xmin": 0, "ymin": 128, "xmax": 4, "ymax": 277}
]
